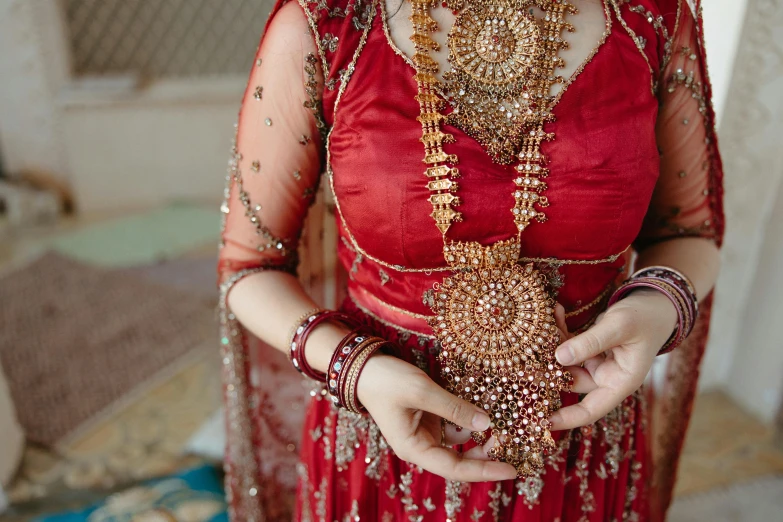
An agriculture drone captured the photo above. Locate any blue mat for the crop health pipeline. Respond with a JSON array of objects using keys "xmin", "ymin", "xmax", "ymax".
[{"xmin": 35, "ymin": 465, "xmax": 228, "ymax": 522}]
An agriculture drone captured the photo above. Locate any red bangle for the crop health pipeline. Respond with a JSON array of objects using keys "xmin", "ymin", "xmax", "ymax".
[
  {"xmin": 326, "ymin": 328, "xmax": 369, "ymax": 401},
  {"xmin": 289, "ymin": 310, "xmax": 358, "ymax": 382}
]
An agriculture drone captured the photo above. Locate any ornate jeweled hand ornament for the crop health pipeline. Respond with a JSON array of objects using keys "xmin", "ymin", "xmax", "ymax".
[{"xmin": 409, "ymin": 0, "xmax": 577, "ymax": 476}]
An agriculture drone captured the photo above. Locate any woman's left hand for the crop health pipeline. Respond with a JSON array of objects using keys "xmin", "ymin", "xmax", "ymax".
[{"xmin": 548, "ymin": 288, "xmax": 678, "ymax": 431}]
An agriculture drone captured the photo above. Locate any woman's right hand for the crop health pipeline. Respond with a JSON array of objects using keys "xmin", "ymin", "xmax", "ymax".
[{"xmin": 356, "ymin": 354, "xmax": 519, "ymax": 482}]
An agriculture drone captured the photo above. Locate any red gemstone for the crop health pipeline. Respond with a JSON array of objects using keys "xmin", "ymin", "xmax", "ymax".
[
  {"xmin": 491, "ymin": 306, "xmax": 502, "ymax": 316},
  {"xmin": 491, "ymin": 35, "xmax": 500, "ymax": 44}
]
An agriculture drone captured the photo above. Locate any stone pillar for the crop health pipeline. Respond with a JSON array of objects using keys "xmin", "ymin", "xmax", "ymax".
[{"xmin": 0, "ymin": 0, "xmax": 72, "ymax": 181}]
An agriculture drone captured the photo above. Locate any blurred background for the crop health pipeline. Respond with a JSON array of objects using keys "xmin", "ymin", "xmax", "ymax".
[{"xmin": 0, "ymin": 0, "xmax": 782, "ymax": 520}]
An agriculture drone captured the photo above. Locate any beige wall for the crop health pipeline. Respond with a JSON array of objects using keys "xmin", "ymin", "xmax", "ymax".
[
  {"xmin": 60, "ymin": 78, "xmax": 242, "ymax": 213},
  {"xmin": 729, "ymin": 177, "xmax": 783, "ymax": 422},
  {"xmin": 698, "ymin": 0, "xmax": 783, "ymax": 424},
  {"xmin": 701, "ymin": 0, "xmax": 750, "ymax": 124}
]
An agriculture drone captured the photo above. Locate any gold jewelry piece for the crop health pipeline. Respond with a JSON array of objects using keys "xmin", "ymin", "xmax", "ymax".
[
  {"xmin": 442, "ymin": 0, "xmax": 572, "ymax": 165},
  {"xmin": 409, "ymin": 0, "xmax": 577, "ymax": 476},
  {"xmin": 343, "ymin": 339, "xmax": 386, "ymax": 414},
  {"xmin": 429, "ymin": 240, "xmax": 572, "ymax": 474},
  {"xmin": 287, "ymin": 307, "xmax": 325, "ymax": 349},
  {"xmin": 471, "ymin": 430, "xmax": 489, "ymax": 446},
  {"xmin": 440, "ymin": 417, "xmax": 448, "ymax": 447}
]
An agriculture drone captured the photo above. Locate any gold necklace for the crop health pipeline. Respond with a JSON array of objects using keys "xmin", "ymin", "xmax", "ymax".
[{"xmin": 409, "ymin": 0, "xmax": 577, "ymax": 476}]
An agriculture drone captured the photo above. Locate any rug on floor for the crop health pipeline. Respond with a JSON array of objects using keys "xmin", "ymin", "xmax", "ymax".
[
  {"xmin": 0, "ymin": 252, "xmax": 216, "ymax": 447},
  {"xmin": 7, "ymin": 348, "xmax": 220, "ymax": 511},
  {"xmin": 13, "ymin": 465, "xmax": 227, "ymax": 522},
  {"xmin": 40, "ymin": 204, "xmax": 220, "ymax": 267}
]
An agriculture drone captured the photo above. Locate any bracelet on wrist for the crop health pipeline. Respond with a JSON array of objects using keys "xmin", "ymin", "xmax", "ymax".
[
  {"xmin": 327, "ymin": 330, "xmax": 391, "ymax": 413},
  {"xmin": 608, "ymin": 266, "xmax": 698, "ymax": 355},
  {"xmin": 288, "ymin": 309, "xmax": 359, "ymax": 382}
]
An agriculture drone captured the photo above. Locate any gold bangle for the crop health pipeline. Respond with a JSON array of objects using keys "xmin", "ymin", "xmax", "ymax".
[
  {"xmin": 343, "ymin": 339, "xmax": 385, "ymax": 414},
  {"xmin": 287, "ymin": 307, "xmax": 325, "ymax": 349}
]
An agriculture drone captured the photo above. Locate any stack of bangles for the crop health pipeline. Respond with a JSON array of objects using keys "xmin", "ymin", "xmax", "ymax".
[
  {"xmin": 287, "ymin": 308, "xmax": 394, "ymax": 414},
  {"xmin": 607, "ymin": 265, "xmax": 699, "ymax": 355}
]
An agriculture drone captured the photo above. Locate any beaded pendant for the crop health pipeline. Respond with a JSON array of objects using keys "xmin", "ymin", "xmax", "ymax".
[{"xmin": 409, "ymin": 0, "xmax": 577, "ymax": 476}]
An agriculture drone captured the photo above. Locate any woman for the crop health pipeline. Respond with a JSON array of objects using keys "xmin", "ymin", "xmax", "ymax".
[{"xmin": 218, "ymin": 0, "xmax": 723, "ymax": 520}]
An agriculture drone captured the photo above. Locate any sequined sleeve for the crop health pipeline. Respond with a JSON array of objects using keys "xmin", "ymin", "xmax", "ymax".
[
  {"xmin": 218, "ymin": 1, "xmax": 325, "ymax": 281},
  {"xmin": 634, "ymin": 1, "xmax": 724, "ymax": 250}
]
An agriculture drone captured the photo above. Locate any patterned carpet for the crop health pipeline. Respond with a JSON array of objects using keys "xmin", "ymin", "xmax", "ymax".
[
  {"xmin": 0, "ymin": 253, "xmax": 217, "ymax": 447},
  {"xmin": 6, "ymin": 349, "xmax": 221, "ymax": 519}
]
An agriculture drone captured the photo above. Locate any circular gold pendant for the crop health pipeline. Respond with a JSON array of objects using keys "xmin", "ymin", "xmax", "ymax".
[
  {"xmin": 448, "ymin": 2, "xmax": 541, "ymax": 88},
  {"xmin": 428, "ymin": 243, "xmax": 573, "ymax": 476},
  {"xmin": 432, "ymin": 264, "xmax": 554, "ymax": 364}
]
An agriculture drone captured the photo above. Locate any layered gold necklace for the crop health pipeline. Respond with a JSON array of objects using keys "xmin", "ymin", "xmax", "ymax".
[{"xmin": 409, "ymin": 0, "xmax": 577, "ymax": 476}]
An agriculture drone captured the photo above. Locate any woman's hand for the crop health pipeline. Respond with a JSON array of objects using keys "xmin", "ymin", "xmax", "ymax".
[
  {"xmin": 548, "ymin": 289, "xmax": 678, "ymax": 431},
  {"xmin": 356, "ymin": 354, "xmax": 519, "ymax": 482}
]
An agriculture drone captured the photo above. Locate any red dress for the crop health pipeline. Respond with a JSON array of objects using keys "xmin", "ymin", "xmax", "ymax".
[{"xmin": 217, "ymin": 0, "xmax": 725, "ymax": 520}]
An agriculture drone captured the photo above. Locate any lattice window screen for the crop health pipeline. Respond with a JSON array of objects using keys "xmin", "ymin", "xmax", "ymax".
[{"xmin": 63, "ymin": 0, "xmax": 276, "ymax": 78}]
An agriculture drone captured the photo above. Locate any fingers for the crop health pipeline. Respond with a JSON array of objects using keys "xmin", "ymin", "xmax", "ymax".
[
  {"xmin": 554, "ymin": 303, "xmax": 569, "ymax": 340},
  {"xmin": 413, "ymin": 445, "xmax": 518, "ymax": 482},
  {"xmin": 442, "ymin": 423, "xmax": 472, "ymax": 447},
  {"xmin": 566, "ymin": 366, "xmax": 598, "ymax": 394},
  {"xmin": 548, "ymin": 386, "xmax": 627, "ymax": 431},
  {"xmin": 555, "ymin": 313, "xmax": 630, "ymax": 366},
  {"xmin": 583, "ymin": 354, "xmax": 604, "ymax": 376},
  {"xmin": 417, "ymin": 379, "xmax": 491, "ymax": 432}
]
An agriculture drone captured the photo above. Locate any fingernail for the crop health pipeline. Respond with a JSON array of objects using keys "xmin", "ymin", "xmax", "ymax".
[
  {"xmin": 503, "ymin": 469, "xmax": 519, "ymax": 480},
  {"xmin": 548, "ymin": 412, "xmax": 562, "ymax": 431},
  {"xmin": 556, "ymin": 344, "xmax": 575, "ymax": 365},
  {"xmin": 472, "ymin": 411, "xmax": 490, "ymax": 431},
  {"xmin": 493, "ymin": 464, "xmax": 518, "ymax": 481}
]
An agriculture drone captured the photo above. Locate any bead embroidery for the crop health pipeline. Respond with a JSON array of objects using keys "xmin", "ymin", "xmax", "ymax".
[
  {"xmin": 610, "ymin": 1, "xmax": 657, "ymax": 93},
  {"xmin": 628, "ymin": 3, "xmax": 675, "ymax": 70},
  {"xmin": 304, "ymin": 53, "xmax": 330, "ymax": 140},
  {"xmin": 321, "ymin": 32, "xmax": 340, "ymax": 51},
  {"xmin": 227, "ymin": 133, "xmax": 295, "ymax": 257}
]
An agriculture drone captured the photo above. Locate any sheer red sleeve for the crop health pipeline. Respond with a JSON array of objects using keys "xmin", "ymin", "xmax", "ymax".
[
  {"xmin": 635, "ymin": 1, "xmax": 725, "ymax": 250},
  {"xmin": 218, "ymin": 1, "xmax": 325, "ymax": 283}
]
